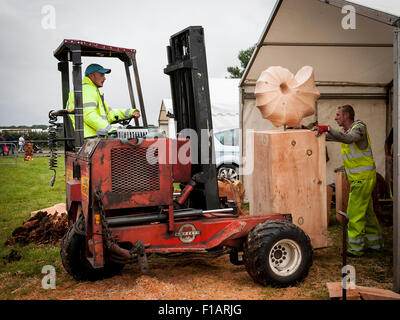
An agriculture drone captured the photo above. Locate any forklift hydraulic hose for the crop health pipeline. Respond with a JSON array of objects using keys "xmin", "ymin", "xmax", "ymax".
[
  {"xmin": 106, "ymin": 208, "xmax": 235, "ymax": 228},
  {"xmin": 106, "ymin": 208, "xmax": 204, "ymax": 228}
]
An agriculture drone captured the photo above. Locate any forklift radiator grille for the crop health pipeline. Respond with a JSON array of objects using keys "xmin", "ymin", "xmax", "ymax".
[{"xmin": 111, "ymin": 147, "xmax": 160, "ymax": 193}]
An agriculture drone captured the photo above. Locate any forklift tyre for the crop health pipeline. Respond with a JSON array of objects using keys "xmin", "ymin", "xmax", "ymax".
[
  {"xmin": 60, "ymin": 225, "xmax": 124, "ymax": 281},
  {"xmin": 243, "ymin": 220, "xmax": 313, "ymax": 287}
]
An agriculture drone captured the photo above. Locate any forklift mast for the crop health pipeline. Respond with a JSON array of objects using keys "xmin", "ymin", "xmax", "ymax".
[{"xmin": 164, "ymin": 26, "xmax": 220, "ymax": 210}]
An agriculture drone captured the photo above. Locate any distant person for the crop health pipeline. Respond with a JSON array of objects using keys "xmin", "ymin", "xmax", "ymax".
[
  {"xmin": 18, "ymin": 135, "xmax": 25, "ymax": 152},
  {"xmin": 66, "ymin": 63, "xmax": 141, "ymax": 138},
  {"xmin": 0, "ymin": 133, "xmax": 5, "ymax": 156},
  {"xmin": 6, "ymin": 134, "xmax": 15, "ymax": 155}
]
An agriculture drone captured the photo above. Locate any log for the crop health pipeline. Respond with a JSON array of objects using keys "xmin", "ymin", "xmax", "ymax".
[
  {"xmin": 326, "ymin": 282, "xmax": 400, "ymax": 300},
  {"xmin": 251, "ymin": 129, "xmax": 328, "ymax": 248},
  {"xmin": 218, "ymin": 178, "xmax": 247, "ymax": 215},
  {"xmin": 5, "ymin": 209, "xmax": 68, "ymax": 246}
]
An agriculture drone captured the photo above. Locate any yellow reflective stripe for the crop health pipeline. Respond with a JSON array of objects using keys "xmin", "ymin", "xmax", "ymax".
[
  {"xmin": 345, "ymin": 164, "xmax": 376, "ymax": 175},
  {"xmin": 348, "ymin": 238, "xmax": 364, "ymax": 244},
  {"xmin": 83, "ymin": 102, "xmax": 97, "ymax": 108},
  {"xmin": 348, "ymin": 246, "xmax": 364, "ymax": 252},
  {"xmin": 343, "ymin": 151, "xmax": 373, "ymax": 160},
  {"xmin": 368, "ymin": 244, "xmax": 383, "ymax": 249}
]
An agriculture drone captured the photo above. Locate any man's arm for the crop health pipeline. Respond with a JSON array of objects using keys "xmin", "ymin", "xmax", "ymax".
[
  {"xmin": 106, "ymin": 104, "xmax": 140, "ymax": 122},
  {"xmin": 326, "ymin": 125, "xmax": 365, "ymax": 144}
]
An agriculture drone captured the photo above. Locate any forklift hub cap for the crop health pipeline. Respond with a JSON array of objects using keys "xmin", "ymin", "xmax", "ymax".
[
  {"xmin": 175, "ymin": 224, "xmax": 201, "ymax": 243},
  {"xmin": 268, "ymin": 239, "xmax": 302, "ymax": 277}
]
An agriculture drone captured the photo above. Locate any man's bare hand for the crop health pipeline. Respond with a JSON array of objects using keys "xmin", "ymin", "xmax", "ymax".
[{"xmin": 133, "ymin": 111, "xmax": 140, "ymax": 118}]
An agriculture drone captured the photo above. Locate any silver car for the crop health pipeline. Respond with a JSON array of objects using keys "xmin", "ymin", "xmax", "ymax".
[{"xmin": 213, "ymin": 128, "xmax": 240, "ymax": 180}]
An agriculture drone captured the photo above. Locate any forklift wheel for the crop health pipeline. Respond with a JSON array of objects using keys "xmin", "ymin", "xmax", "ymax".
[
  {"xmin": 243, "ymin": 220, "xmax": 313, "ymax": 287},
  {"xmin": 60, "ymin": 225, "xmax": 124, "ymax": 281}
]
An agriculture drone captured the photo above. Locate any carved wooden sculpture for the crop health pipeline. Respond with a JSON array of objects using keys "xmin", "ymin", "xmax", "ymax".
[{"xmin": 255, "ymin": 66, "xmax": 320, "ymax": 127}]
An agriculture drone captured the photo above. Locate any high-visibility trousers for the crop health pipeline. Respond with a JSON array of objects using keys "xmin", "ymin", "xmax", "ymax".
[{"xmin": 347, "ymin": 177, "xmax": 384, "ymax": 256}]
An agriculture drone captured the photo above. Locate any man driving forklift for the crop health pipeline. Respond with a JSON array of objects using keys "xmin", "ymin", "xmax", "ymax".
[{"xmin": 66, "ymin": 63, "xmax": 141, "ymax": 138}]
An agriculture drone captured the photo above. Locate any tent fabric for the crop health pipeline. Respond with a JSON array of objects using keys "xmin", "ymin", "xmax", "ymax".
[
  {"xmin": 209, "ymin": 78, "xmax": 240, "ymax": 129},
  {"xmin": 241, "ymin": 0, "xmax": 396, "ymax": 86},
  {"xmin": 159, "ymin": 78, "xmax": 240, "ymax": 135}
]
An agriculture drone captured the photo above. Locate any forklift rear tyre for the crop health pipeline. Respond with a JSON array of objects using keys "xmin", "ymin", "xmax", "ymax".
[
  {"xmin": 243, "ymin": 220, "xmax": 313, "ymax": 287},
  {"xmin": 60, "ymin": 225, "xmax": 124, "ymax": 281}
]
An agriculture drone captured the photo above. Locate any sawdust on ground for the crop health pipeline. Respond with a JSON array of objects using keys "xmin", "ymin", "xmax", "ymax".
[{"xmin": 16, "ymin": 254, "xmax": 304, "ymax": 300}]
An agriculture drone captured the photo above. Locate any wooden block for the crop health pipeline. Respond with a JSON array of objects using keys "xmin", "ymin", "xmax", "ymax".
[
  {"xmin": 326, "ymin": 282, "xmax": 360, "ymax": 300},
  {"xmin": 251, "ymin": 130, "xmax": 328, "ymax": 248},
  {"xmin": 334, "ymin": 170, "xmax": 350, "ymax": 213},
  {"xmin": 326, "ymin": 282, "xmax": 400, "ymax": 300}
]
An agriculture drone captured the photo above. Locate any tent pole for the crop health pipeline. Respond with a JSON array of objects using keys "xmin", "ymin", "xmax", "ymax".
[{"xmin": 393, "ymin": 27, "xmax": 400, "ymax": 293}]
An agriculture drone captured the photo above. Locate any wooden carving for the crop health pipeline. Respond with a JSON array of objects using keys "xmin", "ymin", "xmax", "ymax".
[{"xmin": 255, "ymin": 66, "xmax": 320, "ymax": 127}]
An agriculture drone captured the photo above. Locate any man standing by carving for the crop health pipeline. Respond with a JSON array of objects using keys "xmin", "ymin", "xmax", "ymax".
[{"xmin": 316, "ymin": 105, "xmax": 383, "ymax": 257}]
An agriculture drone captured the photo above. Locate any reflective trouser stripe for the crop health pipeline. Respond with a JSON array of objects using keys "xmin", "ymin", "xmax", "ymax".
[
  {"xmin": 348, "ymin": 236, "xmax": 384, "ymax": 250},
  {"xmin": 368, "ymin": 244, "xmax": 383, "ymax": 250},
  {"xmin": 348, "ymin": 237, "xmax": 364, "ymax": 244},
  {"xmin": 348, "ymin": 246, "xmax": 364, "ymax": 252},
  {"xmin": 345, "ymin": 164, "xmax": 376, "ymax": 175}
]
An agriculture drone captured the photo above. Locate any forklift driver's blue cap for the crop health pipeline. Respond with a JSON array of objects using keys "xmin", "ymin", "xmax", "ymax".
[{"xmin": 85, "ymin": 64, "xmax": 111, "ymax": 76}]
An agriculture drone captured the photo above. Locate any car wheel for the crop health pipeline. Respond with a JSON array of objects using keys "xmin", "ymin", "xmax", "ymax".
[{"xmin": 218, "ymin": 164, "xmax": 239, "ymax": 180}]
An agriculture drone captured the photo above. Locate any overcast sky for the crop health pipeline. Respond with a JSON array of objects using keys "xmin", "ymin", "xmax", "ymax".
[
  {"xmin": 0, "ymin": 0, "xmax": 276, "ymax": 126},
  {"xmin": 0, "ymin": 0, "xmax": 399, "ymax": 127}
]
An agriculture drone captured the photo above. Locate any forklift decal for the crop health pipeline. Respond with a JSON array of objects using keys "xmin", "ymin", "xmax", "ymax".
[
  {"xmin": 175, "ymin": 224, "xmax": 201, "ymax": 243},
  {"xmin": 66, "ymin": 169, "xmax": 73, "ymax": 182},
  {"xmin": 81, "ymin": 176, "xmax": 89, "ymax": 198}
]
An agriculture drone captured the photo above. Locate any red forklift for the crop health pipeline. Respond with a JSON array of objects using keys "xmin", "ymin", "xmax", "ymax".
[{"xmin": 48, "ymin": 26, "xmax": 313, "ymax": 287}]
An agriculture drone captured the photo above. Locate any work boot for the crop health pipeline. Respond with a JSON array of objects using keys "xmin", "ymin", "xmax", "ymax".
[{"xmin": 346, "ymin": 251, "xmax": 363, "ymax": 258}]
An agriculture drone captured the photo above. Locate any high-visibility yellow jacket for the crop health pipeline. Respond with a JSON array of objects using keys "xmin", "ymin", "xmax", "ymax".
[
  {"xmin": 66, "ymin": 77, "xmax": 138, "ymax": 138},
  {"xmin": 339, "ymin": 121, "xmax": 376, "ymax": 181}
]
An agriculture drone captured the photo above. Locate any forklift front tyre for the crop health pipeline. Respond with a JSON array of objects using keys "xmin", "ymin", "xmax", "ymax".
[
  {"xmin": 243, "ymin": 220, "xmax": 313, "ymax": 287},
  {"xmin": 60, "ymin": 225, "xmax": 124, "ymax": 281}
]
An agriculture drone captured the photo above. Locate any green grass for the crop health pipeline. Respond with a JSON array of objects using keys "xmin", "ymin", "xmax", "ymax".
[{"xmin": 0, "ymin": 156, "xmax": 66, "ymax": 298}]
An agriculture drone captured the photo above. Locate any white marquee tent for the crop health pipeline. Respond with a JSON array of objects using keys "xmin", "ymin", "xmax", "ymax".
[{"xmin": 158, "ymin": 78, "xmax": 240, "ymax": 137}]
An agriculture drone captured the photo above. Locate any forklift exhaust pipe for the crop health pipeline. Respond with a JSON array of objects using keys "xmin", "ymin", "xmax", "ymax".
[{"xmin": 106, "ymin": 208, "xmax": 235, "ymax": 228}]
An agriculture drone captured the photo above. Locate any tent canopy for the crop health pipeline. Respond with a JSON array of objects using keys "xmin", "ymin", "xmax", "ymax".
[{"xmin": 241, "ymin": 0, "xmax": 399, "ymax": 87}]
